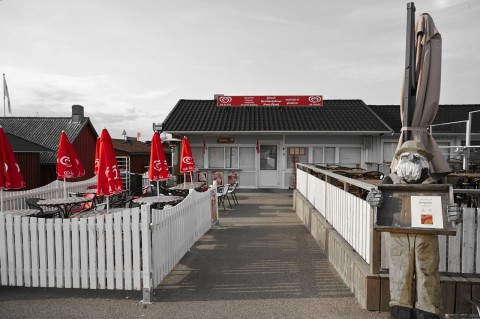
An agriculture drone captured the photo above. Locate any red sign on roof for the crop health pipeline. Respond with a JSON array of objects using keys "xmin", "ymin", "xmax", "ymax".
[{"xmin": 217, "ymin": 95, "xmax": 323, "ymax": 107}]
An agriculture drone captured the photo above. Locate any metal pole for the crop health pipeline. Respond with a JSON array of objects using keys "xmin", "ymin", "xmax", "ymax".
[
  {"xmin": 402, "ymin": 2, "xmax": 416, "ymax": 142},
  {"xmin": 465, "ymin": 114, "xmax": 472, "ymax": 170}
]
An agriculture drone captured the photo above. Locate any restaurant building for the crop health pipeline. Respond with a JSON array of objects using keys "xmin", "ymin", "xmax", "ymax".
[{"xmin": 160, "ymin": 95, "xmax": 480, "ymax": 189}]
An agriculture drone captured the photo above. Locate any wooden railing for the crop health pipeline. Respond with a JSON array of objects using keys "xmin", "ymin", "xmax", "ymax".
[{"xmin": 297, "ymin": 163, "xmax": 480, "ymax": 275}]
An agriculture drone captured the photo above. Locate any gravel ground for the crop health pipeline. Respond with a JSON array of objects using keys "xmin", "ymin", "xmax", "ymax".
[{"xmin": 0, "ymin": 191, "xmax": 389, "ymax": 319}]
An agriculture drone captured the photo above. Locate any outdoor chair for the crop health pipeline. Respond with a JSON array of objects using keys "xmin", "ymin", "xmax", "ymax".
[
  {"xmin": 69, "ymin": 193, "xmax": 95, "ymax": 214},
  {"xmin": 227, "ymin": 182, "xmax": 239, "ymax": 205},
  {"xmin": 361, "ymin": 171, "xmax": 385, "ymax": 180},
  {"xmin": 217, "ymin": 185, "xmax": 231, "ymax": 210},
  {"xmin": 25, "ymin": 198, "xmax": 60, "ymax": 218}
]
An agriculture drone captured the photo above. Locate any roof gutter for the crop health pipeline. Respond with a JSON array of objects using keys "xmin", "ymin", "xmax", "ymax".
[{"xmin": 164, "ymin": 130, "xmax": 393, "ymax": 136}]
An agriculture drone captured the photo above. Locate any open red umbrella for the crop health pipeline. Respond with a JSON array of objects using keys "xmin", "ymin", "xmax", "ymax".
[
  {"xmin": 96, "ymin": 128, "xmax": 124, "ymax": 210},
  {"xmin": 0, "ymin": 126, "xmax": 26, "ymax": 212},
  {"xmin": 57, "ymin": 131, "xmax": 85, "ymax": 198},
  {"xmin": 149, "ymin": 132, "xmax": 171, "ymax": 196},
  {"xmin": 180, "ymin": 136, "xmax": 195, "ymax": 182}
]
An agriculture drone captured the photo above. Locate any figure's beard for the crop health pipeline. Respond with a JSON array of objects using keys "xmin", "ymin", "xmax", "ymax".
[{"xmin": 395, "ymin": 157, "xmax": 429, "ymax": 183}]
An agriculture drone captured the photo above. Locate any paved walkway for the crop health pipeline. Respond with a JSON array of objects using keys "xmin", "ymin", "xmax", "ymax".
[{"xmin": 0, "ymin": 190, "xmax": 389, "ymax": 319}]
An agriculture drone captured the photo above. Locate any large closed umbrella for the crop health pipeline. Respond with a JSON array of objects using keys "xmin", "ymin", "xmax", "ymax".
[
  {"xmin": 96, "ymin": 128, "xmax": 124, "ymax": 210},
  {"xmin": 56, "ymin": 131, "xmax": 85, "ymax": 198},
  {"xmin": 0, "ymin": 126, "xmax": 26, "ymax": 212},
  {"xmin": 180, "ymin": 136, "xmax": 195, "ymax": 183},
  {"xmin": 149, "ymin": 132, "xmax": 171, "ymax": 196},
  {"xmin": 392, "ymin": 11, "xmax": 450, "ymax": 176}
]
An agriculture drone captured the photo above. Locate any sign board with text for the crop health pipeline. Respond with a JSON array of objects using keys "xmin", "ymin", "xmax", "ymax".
[{"xmin": 217, "ymin": 95, "xmax": 323, "ymax": 107}]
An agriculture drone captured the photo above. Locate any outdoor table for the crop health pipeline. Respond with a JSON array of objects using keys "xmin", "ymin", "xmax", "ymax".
[
  {"xmin": 70, "ymin": 207, "xmax": 126, "ymax": 218},
  {"xmin": 38, "ymin": 196, "xmax": 92, "ymax": 218},
  {"xmin": 169, "ymin": 182, "xmax": 205, "ymax": 190},
  {"xmin": 132, "ymin": 195, "xmax": 184, "ymax": 209},
  {"xmin": 1, "ymin": 209, "xmax": 40, "ymax": 217}
]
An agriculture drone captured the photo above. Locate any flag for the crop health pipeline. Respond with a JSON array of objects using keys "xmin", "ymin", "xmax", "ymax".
[{"xmin": 3, "ymin": 74, "xmax": 11, "ymax": 115}]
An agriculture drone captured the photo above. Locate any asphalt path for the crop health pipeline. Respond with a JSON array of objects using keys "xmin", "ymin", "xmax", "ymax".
[{"xmin": 0, "ymin": 190, "xmax": 389, "ymax": 319}]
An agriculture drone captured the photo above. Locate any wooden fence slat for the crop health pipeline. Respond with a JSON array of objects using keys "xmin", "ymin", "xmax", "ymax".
[
  {"xmin": 46, "ymin": 219, "xmax": 55, "ymax": 287},
  {"xmin": 462, "ymin": 208, "xmax": 476, "ymax": 273},
  {"xmin": 114, "ymin": 212, "xmax": 124, "ymax": 290},
  {"xmin": 131, "ymin": 208, "xmax": 141, "ymax": 290},
  {"xmin": 0, "ymin": 214, "xmax": 7, "ymax": 285},
  {"xmin": 63, "ymin": 219, "xmax": 72, "ymax": 288},
  {"xmin": 6, "ymin": 214, "xmax": 15, "ymax": 285},
  {"xmin": 71, "ymin": 219, "xmax": 80, "ymax": 288},
  {"xmin": 14, "ymin": 216, "xmax": 23, "ymax": 286},
  {"xmin": 123, "ymin": 210, "xmax": 132, "ymax": 290},
  {"xmin": 38, "ymin": 218, "xmax": 47, "ymax": 287},
  {"xmin": 88, "ymin": 217, "xmax": 97, "ymax": 289},
  {"xmin": 54, "ymin": 219, "xmax": 64, "ymax": 288},
  {"xmin": 79, "ymin": 218, "xmax": 89, "ymax": 289},
  {"xmin": 141, "ymin": 205, "xmax": 152, "ymax": 295},
  {"xmin": 105, "ymin": 214, "xmax": 114, "ymax": 289},
  {"xmin": 22, "ymin": 217, "xmax": 31, "ymax": 287},
  {"xmin": 97, "ymin": 216, "xmax": 106, "ymax": 289},
  {"xmin": 30, "ymin": 218, "xmax": 39, "ymax": 287}
]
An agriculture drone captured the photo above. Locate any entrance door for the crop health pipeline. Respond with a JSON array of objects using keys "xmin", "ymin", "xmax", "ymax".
[{"xmin": 259, "ymin": 144, "xmax": 278, "ymax": 188}]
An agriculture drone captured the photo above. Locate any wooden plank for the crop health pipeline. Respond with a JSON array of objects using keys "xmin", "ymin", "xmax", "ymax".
[
  {"xmin": 448, "ymin": 224, "xmax": 462, "ymax": 272},
  {"xmin": 13, "ymin": 216, "xmax": 23, "ymax": 286},
  {"xmin": 379, "ymin": 273, "xmax": 390, "ymax": 312},
  {"xmin": 79, "ymin": 218, "xmax": 88, "ymax": 288},
  {"xmin": 88, "ymin": 217, "xmax": 97, "ymax": 289},
  {"xmin": 470, "ymin": 274, "xmax": 480, "ymax": 301},
  {"xmin": 0, "ymin": 214, "xmax": 7, "ymax": 285},
  {"xmin": 462, "ymin": 208, "xmax": 476, "ymax": 273},
  {"xmin": 30, "ymin": 218, "xmax": 39, "ymax": 287},
  {"xmin": 22, "ymin": 218, "xmax": 31, "ymax": 287},
  {"xmin": 6, "ymin": 214, "xmax": 15, "ymax": 285},
  {"xmin": 54, "ymin": 219, "xmax": 63, "ymax": 288},
  {"xmin": 114, "ymin": 212, "xmax": 124, "ymax": 290},
  {"xmin": 63, "ymin": 219, "xmax": 72, "ymax": 289},
  {"xmin": 46, "ymin": 219, "xmax": 55, "ymax": 287},
  {"xmin": 71, "ymin": 218, "xmax": 80, "ymax": 288},
  {"xmin": 123, "ymin": 210, "xmax": 132, "ymax": 290},
  {"xmin": 441, "ymin": 273, "xmax": 456, "ymax": 315},
  {"xmin": 439, "ymin": 235, "xmax": 447, "ymax": 272},
  {"xmin": 451, "ymin": 273, "xmax": 472, "ymax": 315},
  {"xmin": 105, "ymin": 214, "xmax": 114, "ymax": 289},
  {"xmin": 141, "ymin": 205, "xmax": 152, "ymax": 291},
  {"xmin": 132, "ymin": 209, "xmax": 141, "ymax": 290},
  {"xmin": 38, "ymin": 218, "xmax": 47, "ymax": 287},
  {"xmin": 97, "ymin": 216, "xmax": 106, "ymax": 289}
]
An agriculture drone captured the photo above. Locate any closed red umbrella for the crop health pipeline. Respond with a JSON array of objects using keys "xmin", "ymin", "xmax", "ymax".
[
  {"xmin": 149, "ymin": 132, "xmax": 171, "ymax": 196},
  {"xmin": 96, "ymin": 128, "xmax": 124, "ymax": 210},
  {"xmin": 180, "ymin": 136, "xmax": 195, "ymax": 182},
  {"xmin": 94, "ymin": 137, "xmax": 100, "ymax": 175},
  {"xmin": 0, "ymin": 126, "xmax": 26, "ymax": 212},
  {"xmin": 57, "ymin": 131, "xmax": 85, "ymax": 198}
]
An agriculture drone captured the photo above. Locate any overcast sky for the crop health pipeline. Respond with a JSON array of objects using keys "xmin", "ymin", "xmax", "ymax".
[{"xmin": 1, "ymin": 0, "xmax": 479, "ymax": 141}]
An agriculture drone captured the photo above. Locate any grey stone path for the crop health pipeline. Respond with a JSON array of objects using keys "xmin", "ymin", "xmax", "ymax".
[{"xmin": 0, "ymin": 190, "xmax": 389, "ymax": 319}]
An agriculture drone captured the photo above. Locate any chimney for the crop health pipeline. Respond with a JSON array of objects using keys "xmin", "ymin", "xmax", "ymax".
[{"xmin": 72, "ymin": 105, "xmax": 84, "ymax": 123}]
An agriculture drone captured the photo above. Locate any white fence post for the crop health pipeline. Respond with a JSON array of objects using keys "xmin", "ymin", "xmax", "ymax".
[{"xmin": 141, "ymin": 204, "xmax": 153, "ymax": 304}]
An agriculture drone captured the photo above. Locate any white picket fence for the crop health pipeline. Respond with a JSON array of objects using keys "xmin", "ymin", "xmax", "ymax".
[
  {"xmin": 297, "ymin": 164, "xmax": 480, "ymax": 274},
  {"xmin": 1, "ymin": 177, "xmax": 97, "ymax": 211},
  {"xmin": 0, "ymin": 186, "xmax": 215, "ymax": 302}
]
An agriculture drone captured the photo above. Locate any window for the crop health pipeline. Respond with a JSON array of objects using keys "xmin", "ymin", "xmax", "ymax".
[
  {"xmin": 208, "ymin": 146, "xmax": 240, "ymax": 169},
  {"xmin": 260, "ymin": 145, "xmax": 277, "ymax": 170},
  {"xmin": 239, "ymin": 147, "xmax": 255, "ymax": 170},
  {"xmin": 191, "ymin": 147, "xmax": 204, "ymax": 169},
  {"xmin": 339, "ymin": 147, "xmax": 361, "ymax": 166},
  {"xmin": 287, "ymin": 147, "xmax": 308, "ymax": 168},
  {"xmin": 383, "ymin": 142, "xmax": 398, "ymax": 163}
]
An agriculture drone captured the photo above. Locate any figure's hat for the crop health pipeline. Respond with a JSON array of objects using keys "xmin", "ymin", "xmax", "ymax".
[{"xmin": 394, "ymin": 140, "xmax": 433, "ymax": 161}]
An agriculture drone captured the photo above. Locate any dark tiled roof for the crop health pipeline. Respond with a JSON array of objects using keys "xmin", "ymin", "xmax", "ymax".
[
  {"xmin": 112, "ymin": 138, "xmax": 151, "ymax": 154},
  {"xmin": 5, "ymin": 133, "xmax": 51, "ymax": 152},
  {"xmin": 369, "ymin": 104, "xmax": 480, "ymax": 134},
  {"xmin": 162, "ymin": 99, "xmax": 392, "ymax": 134},
  {"xmin": 0, "ymin": 117, "xmax": 96, "ymax": 164}
]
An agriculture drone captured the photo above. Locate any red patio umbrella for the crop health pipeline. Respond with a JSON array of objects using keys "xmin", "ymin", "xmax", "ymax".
[
  {"xmin": 149, "ymin": 132, "xmax": 171, "ymax": 196},
  {"xmin": 180, "ymin": 136, "xmax": 195, "ymax": 183},
  {"xmin": 57, "ymin": 131, "xmax": 85, "ymax": 198},
  {"xmin": 94, "ymin": 137, "xmax": 100, "ymax": 175},
  {"xmin": 96, "ymin": 128, "xmax": 124, "ymax": 210},
  {"xmin": 0, "ymin": 126, "xmax": 26, "ymax": 212}
]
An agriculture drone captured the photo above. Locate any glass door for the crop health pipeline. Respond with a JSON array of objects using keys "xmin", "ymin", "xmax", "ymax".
[{"xmin": 259, "ymin": 144, "xmax": 278, "ymax": 187}]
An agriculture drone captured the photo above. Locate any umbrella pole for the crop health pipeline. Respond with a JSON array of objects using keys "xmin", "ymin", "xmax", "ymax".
[
  {"xmin": 1, "ymin": 189, "xmax": 3, "ymax": 213},
  {"xmin": 107, "ymin": 196, "xmax": 110, "ymax": 213},
  {"xmin": 157, "ymin": 181, "xmax": 160, "ymax": 197},
  {"xmin": 64, "ymin": 177, "xmax": 67, "ymax": 198},
  {"xmin": 190, "ymin": 172, "xmax": 193, "ymax": 184}
]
